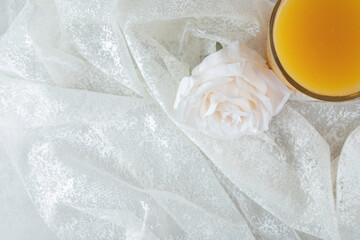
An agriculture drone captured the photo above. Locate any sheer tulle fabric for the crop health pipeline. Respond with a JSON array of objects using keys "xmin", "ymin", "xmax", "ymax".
[{"xmin": 0, "ymin": 0, "xmax": 359, "ymax": 239}]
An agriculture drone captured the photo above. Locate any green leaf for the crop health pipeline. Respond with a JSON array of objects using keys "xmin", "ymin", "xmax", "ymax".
[
  {"xmin": 189, "ymin": 67, "xmax": 192, "ymax": 75},
  {"xmin": 216, "ymin": 42, "xmax": 223, "ymax": 52}
]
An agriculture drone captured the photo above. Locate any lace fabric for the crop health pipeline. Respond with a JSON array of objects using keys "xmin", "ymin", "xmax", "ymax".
[{"xmin": 0, "ymin": 0, "xmax": 359, "ymax": 239}]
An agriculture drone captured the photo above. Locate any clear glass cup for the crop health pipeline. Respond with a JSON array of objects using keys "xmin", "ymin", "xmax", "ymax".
[{"xmin": 267, "ymin": 0, "xmax": 360, "ymax": 102}]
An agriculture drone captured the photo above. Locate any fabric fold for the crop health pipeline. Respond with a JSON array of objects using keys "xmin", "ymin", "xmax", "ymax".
[{"xmin": 0, "ymin": 0, "xmax": 359, "ymax": 239}]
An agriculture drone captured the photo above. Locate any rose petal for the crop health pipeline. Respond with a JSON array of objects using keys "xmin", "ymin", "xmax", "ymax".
[{"xmin": 190, "ymin": 77, "xmax": 233, "ymax": 102}]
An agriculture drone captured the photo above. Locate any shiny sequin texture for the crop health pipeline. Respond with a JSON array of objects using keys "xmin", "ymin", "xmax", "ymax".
[{"xmin": 0, "ymin": 0, "xmax": 360, "ymax": 239}]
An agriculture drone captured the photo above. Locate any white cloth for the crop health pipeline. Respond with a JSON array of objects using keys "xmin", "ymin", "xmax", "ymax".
[{"xmin": 0, "ymin": 0, "xmax": 360, "ymax": 239}]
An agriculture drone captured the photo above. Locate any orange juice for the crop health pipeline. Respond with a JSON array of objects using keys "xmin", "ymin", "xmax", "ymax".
[{"xmin": 273, "ymin": 0, "xmax": 360, "ymax": 97}]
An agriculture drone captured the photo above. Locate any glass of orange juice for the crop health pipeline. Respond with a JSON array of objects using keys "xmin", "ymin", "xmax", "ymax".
[{"xmin": 267, "ymin": 0, "xmax": 360, "ymax": 101}]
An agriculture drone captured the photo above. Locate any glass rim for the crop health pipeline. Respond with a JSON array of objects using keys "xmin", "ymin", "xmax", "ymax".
[{"xmin": 268, "ymin": 0, "xmax": 360, "ymax": 102}]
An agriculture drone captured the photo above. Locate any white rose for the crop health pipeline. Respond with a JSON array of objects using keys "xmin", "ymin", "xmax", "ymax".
[{"xmin": 174, "ymin": 41, "xmax": 290, "ymax": 139}]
